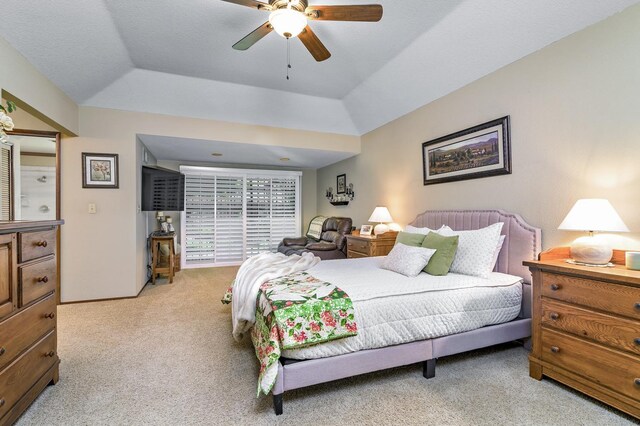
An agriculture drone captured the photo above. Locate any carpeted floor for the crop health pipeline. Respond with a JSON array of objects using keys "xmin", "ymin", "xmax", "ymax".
[{"xmin": 16, "ymin": 267, "xmax": 638, "ymax": 425}]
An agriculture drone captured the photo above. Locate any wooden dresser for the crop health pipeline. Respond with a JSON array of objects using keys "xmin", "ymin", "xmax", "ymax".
[
  {"xmin": 525, "ymin": 250, "xmax": 640, "ymax": 419},
  {"xmin": 346, "ymin": 232, "xmax": 397, "ymax": 259},
  {"xmin": 0, "ymin": 220, "xmax": 62, "ymax": 425}
]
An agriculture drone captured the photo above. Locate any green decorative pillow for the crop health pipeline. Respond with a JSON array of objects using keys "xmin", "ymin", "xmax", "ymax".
[
  {"xmin": 395, "ymin": 231, "xmax": 426, "ymax": 247},
  {"xmin": 421, "ymin": 232, "xmax": 459, "ymax": 275}
]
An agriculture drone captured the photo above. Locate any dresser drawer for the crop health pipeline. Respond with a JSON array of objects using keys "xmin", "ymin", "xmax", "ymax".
[
  {"xmin": 541, "ymin": 328, "xmax": 640, "ymax": 402},
  {"xmin": 542, "ymin": 298, "xmax": 640, "ymax": 356},
  {"xmin": 18, "ymin": 229, "xmax": 56, "ymax": 263},
  {"xmin": 0, "ymin": 294, "xmax": 56, "ymax": 371},
  {"xmin": 541, "ymin": 272, "xmax": 640, "ymax": 320},
  {"xmin": 19, "ymin": 257, "xmax": 56, "ymax": 307},
  {"xmin": 347, "ymin": 240, "xmax": 370, "ymax": 256},
  {"xmin": 0, "ymin": 330, "xmax": 57, "ymax": 419}
]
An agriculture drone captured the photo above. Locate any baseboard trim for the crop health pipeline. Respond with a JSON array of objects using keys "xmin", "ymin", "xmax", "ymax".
[{"xmin": 60, "ymin": 282, "xmax": 148, "ymax": 305}]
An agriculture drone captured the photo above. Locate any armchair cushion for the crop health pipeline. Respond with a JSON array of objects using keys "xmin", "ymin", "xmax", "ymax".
[
  {"xmin": 306, "ymin": 242, "xmax": 338, "ymax": 251},
  {"xmin": 283, "ymin": 237, "xmax": 310, "ymax": 247}
]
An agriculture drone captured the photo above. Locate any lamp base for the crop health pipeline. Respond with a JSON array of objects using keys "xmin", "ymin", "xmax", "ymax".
[
  {"xmin": 570, "ymin": 235, "xmax": 613, "ymax": 265},
  {"xmin": 374, "ymin": 223, "xmax": 389, "ymax": 235}
]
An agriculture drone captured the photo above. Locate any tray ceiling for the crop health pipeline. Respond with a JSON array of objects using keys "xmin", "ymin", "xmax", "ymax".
[{"xmin": 1, "ymin": 0, "xmax": 637, "ymax": 135}]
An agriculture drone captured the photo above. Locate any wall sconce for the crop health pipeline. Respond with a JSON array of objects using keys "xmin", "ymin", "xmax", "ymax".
[{"xmin": 326, "ymin": 183, "xmax": 355, "ymax": 206}]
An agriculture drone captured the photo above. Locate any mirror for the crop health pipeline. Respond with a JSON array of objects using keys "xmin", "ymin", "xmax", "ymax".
[{"xmin": 0, "ymin": 132, "xmax": 59, "ymax": 221}]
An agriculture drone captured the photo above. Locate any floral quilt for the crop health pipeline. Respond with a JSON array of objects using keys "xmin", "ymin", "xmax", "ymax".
[{"xmin": 223, "ymin": 272, "xmax": 357, "ymax": 396}]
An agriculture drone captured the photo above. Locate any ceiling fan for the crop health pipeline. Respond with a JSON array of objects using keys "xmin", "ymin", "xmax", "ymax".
[{"xmin": 222, "ymin": 0, "xmax": 383, "ymax": 62}]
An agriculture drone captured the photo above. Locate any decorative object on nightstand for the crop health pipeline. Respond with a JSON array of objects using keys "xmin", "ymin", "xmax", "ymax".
[
  {"xmin": 525, "ymin": 248, "xmax": 640, "ymax": 419},
  {"xmin": 325, "ymin": 182, "xmax": 355, "ymax": 206},
  {"xmin": 627, "ymin": 252, "xmax": 640, "ymax": 271},
  {"xmin": 558, "ymin": 199, "xmax": 629, "ymax": 265},
  {"xmin": 368, "ymin": 206, "xmax": 393, "ymax": 235},
  {"xmin": 346, "ymin": 231, "xmax": 397, "ymax": 258}
]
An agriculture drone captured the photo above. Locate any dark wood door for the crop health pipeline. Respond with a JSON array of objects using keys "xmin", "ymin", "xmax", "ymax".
[{"xmin": 0, "ymin": 233, "xmax": 17, "ymax": 319}]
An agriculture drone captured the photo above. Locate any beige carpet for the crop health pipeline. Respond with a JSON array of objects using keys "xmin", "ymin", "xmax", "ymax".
[{"xmin": 16, "ymin": 267, "xmax": 637, "ymax": 425}]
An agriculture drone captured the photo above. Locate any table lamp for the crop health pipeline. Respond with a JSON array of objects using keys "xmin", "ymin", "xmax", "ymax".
[
  {"xmin": 558, "ymin": 199, "xmax": 629, "ymax": 265},
  {"xmin": 368, "ymin": 207, "xmax": 393, "ymax": 235}
]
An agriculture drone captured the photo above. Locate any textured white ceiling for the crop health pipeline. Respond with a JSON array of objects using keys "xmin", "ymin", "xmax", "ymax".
[
  {"xmin": 139, "ymin": 134, "xmax": 356, "ymax": 168},
  {"xmin": 1, "ymin": 0, "xmax": 638, "ymax": 136}
]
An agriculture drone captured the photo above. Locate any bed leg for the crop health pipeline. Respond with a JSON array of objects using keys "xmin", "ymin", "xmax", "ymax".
[
  {"xmin": 423, "ymin": 359, "xmax": 436, "ymax": 379},
  {"xmin": 523, "ymin": 338, "xmax": 532, "ymax": 351},
  {"xmin": 273, "ymin": 393, "xmax": 283, "ymax": 415}
]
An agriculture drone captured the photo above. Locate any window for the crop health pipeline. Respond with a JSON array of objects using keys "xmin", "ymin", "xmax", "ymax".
[
  {"xmin": 181, "ymin": 166, "xmax": 301, "ymax": 268},
  {"xmin": 0, "ymin": 142, "xmax": 12, "ymax": 221}
]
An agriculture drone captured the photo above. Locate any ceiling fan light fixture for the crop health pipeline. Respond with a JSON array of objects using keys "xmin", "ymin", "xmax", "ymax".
[{"xmin": 269, "ymin": 8, "xmax": 307, "ymax": 39}]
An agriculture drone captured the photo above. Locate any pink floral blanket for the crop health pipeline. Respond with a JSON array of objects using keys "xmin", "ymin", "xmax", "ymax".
[{"xmin": 224, "ymin": 271, "xmax": 357, "ymax": 395}]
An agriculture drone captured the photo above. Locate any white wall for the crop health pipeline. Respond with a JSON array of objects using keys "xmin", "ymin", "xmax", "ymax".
[
  {"xmin": 317, "ymin": 4, "xmax": 640, "ymax": 251},
  {"xmin": 60, "ymin": 107, "xmax": 352, "ymax": 302}
]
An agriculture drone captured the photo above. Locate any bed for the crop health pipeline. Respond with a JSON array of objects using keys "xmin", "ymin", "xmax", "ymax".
[{"xmin": 267, "ymin": 210, "xmax": 541, "ymax": 415}]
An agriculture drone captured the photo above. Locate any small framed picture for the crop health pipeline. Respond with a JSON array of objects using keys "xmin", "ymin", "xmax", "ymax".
[
  {"xmin": 360, "ymin": 224, "xmax": 373, "ymax": 236},
  {"xmin": 336, "ymin": 174, "xmax": 346, "ymax": 194},
  {"xmin": 82, "ymin": 153, "xmax": 119, "ymax": 188}
]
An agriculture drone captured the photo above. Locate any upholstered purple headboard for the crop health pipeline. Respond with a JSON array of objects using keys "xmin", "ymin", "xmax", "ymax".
[{"xmin": 409, "ymin": 210, "xmax": 542, "ymax": 285}]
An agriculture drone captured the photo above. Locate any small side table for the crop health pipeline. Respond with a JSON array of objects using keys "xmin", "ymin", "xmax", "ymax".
[{"xmin": 151, "ymin": 234, "xmax": 175, "ymax": 284}]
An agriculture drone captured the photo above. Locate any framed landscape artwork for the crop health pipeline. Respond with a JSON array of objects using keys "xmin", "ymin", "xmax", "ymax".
[
  {"xmin": 82, "ymin": 153, "xmax": 119, "ymax": 188},
  {"xmin": 336, "ymin": 174, "xmax": 346, "ymax": 194},
  {"xmin": 422, "ymin": 116, "xmax": 511, "ymax": 185}
]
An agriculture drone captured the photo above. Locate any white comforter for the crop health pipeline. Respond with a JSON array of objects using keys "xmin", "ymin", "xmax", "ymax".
[
  {"xmin": 282, "ymin": 257, "xmax": 523, "ymax": 359},
  {"xmin": 231, "ymin": 252, "xmax": 319, "ymax": 341}
]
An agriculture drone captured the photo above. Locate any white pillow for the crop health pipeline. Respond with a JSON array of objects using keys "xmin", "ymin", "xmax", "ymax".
[
  {"xmin": 490, "ymin": 235, "xmax": 506, "ymax": 271},
  {"xmin": 439, "ymin": 223, "xmax": 504, "ymax": 278},
  {"xmin": 404, "ymin": 225, "xmax": 445, "ymax": 235},
  {"xmin": 381, "ymin": 243, "xmax": 436, "ymax": 277}
]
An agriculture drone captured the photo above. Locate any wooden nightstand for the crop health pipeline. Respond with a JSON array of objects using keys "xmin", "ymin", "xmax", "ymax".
[
  {"xmin": 346, "ymin": 232, "xmax": 397, "ymax": 259},
  {"xmin": 524, "ymin": 248, "xmax": 640, "ymax": 419}
]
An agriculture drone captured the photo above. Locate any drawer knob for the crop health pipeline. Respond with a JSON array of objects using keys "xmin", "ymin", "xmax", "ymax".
[
  {"xmin": 635, "ymin": 378, "xmax": 640, "ymax": 387},
  {"xmin": 37, "ymin": 276, "xmax": 49, "ymax": 283},
  {"xmin": 550, "ymin": 346, "xmax": 560, "ymax": 354},
  {"xmin": 44, "ymin": 312, "xmax": 55, "ymax": 319},
  {"xmin": 549, "ymin": 312, "xmax": 560, "ymax": 321},
  {"xmin": 36, "ymin": 240, "xmax": 48, "ymax": 247},
  {"xmin": 0, "ymin": 347, "xmax": 5, "ymax": 356},
  {"xmin": 550, "ymin": 284, "xmax": 561, "ymax": 291},
  {"xmin": 0, "ymin": 399, "xmax": 4, "ymax": 407},
  {"xmin": 45, "ymin": 350, "xmax": 55, "ymax": 358},
  {"xmin": 635, "ymin": 303, "xmax": 640, "ymax": 311},
  {"xmin": 635, "ymin": 338, "xmax": 640, "ymax": 346}
]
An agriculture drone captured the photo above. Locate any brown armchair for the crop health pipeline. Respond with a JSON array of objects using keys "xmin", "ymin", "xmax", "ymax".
[{"xmin": 278, "ymin": 217, "xmax": 353, "ymax": 260}]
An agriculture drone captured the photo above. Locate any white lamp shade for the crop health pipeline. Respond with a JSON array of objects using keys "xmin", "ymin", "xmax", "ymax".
[
  {"xmin": 268, "ymin": 8, "xmax": 307, "ymax": 38},
  {"xmin": 558, "ymin": 199, "xmax": 629, "ymax": 232},
  {"xmin": 368, "ymin": 207, "xmax": 393, "ymax": 223}
]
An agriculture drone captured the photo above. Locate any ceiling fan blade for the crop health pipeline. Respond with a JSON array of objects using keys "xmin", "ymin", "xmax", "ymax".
[
  {"xmin": 298, "ymin": 25, "xmax": 331, "ymax": 62},
  {"xmin": 232, "ymin": 21, "xmax": 273, "ymax": 51},
  {"xmin": 220, "ymin": 0, "xmax": 272, "ymax": 11},
  {"xmin": 306, "ymin": 5, "xmax": 383, "ymax": 22}
]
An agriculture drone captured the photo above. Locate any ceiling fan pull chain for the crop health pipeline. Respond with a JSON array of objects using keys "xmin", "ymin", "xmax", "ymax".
[{"xmin": 286, "ymin": 37, "xmax": 292, "ymax": 80}]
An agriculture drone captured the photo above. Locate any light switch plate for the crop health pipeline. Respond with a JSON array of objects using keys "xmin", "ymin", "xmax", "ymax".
[{"xmin": 88, "ymin": 203, "xmax": 97, "ymax": 214}]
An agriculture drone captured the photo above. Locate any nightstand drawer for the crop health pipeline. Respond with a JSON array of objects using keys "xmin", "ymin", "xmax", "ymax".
[
  {"xmin": 542, "ymin": 328, "xmax": 640, "ymax": 402},
  {"xmin": 542, "ymin": 298, "xmax": 640, "ymax": 355},
  {"xmin": 347, "ymin": 250, "xmax": 369, "ymax": 259},
  {"xmin": 542, "ymin": 272, "xmax": 640, "ymax": 320},
  {"xmin": 347, "ymin": 240, "xmax": 370, "ymax": 255}
]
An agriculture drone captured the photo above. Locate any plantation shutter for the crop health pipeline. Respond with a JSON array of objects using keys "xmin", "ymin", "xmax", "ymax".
[
  {"xmin": 214, "ymin": 176, "xmax": 244, "ymax": 263},
  {"xmin": 270, "ymin": 177, "xmax": 298, "ymax": 251},
  {"xmin": 245, "ymin": 176, "xmax": 272, "ymax": 257},
  {"xmin": 181, "ymin": 166, "xmax": 301, "ymax": 268},
  {"xmin": 183, "ymin": 174, "xmax": 216, "ymax": 265},
  {"xmin": 0, "ymin": 143, "xmax": 12, "ymax": 221}
]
